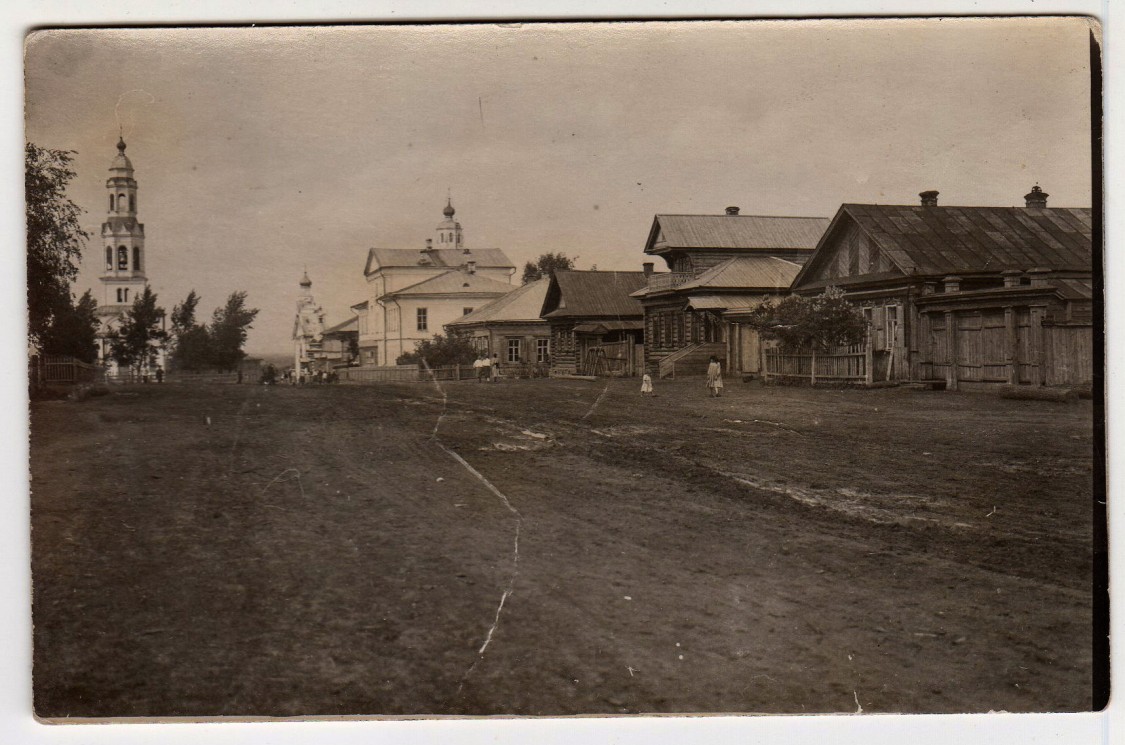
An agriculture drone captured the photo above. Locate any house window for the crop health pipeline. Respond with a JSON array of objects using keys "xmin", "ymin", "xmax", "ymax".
[
  {"xmin": 507, "ymin": 338, "xmax": 521, "ymax": 363},
  {"xmin": 416, "ymin": 308, "xmax": 428, "ymax": 332},
  {"xmin": 463, "ymin": 307, "xmax": 474, "ymax": 316},
  {"xmin": 536, "ymin": 338, "xmax": 550, "ymax": 363}
]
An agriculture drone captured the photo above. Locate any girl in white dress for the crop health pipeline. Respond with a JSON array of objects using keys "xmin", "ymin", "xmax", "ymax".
[{"xmin": 640, "ymin": 372, "xmax": 654, "ymax": 396}]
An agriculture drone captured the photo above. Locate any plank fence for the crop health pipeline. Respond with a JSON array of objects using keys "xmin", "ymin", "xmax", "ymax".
[
  {"xmin": 29, "ymin": 355, "xmax": 104, "ymax": 386},
  {"xmin": 763, "ymin": 343, "xmax": 869, "ymax": 385}
]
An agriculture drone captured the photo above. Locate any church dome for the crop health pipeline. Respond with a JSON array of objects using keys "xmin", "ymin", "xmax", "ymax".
[
  {"xmin": 443, "ymin": 198, "xmax": 455, "ymax": 218},
  {"xmin": 109, "ymin": 137, "xmax": 133, "ymax": 172},
  {"xmin": 299, "ymin": 270, "xmax": 312, "ymax": 288}
]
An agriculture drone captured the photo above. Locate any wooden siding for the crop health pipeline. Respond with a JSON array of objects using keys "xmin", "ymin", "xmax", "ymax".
[{"xmin": 1043, "ymin": 326, "xmax": 1094, "ymax": 386}]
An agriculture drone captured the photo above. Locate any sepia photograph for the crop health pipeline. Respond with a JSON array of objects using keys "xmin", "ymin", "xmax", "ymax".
[{"xmin": 23, "ymin": 14, "xmax": 1104, "ymax": 726}]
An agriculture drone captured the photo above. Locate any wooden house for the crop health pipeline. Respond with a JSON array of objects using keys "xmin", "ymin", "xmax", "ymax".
[
  {"xmin": 445, "ymin": 277, "xmax": 552, "ymax": 376},
  {"xmin": 633, "ymin": 208, "xmax": 830, "ymax": 377},
  {"xmin": 789, "ymin": 188, "xmax": 1094, "ymax": 389},
  {"xmin": 540, "ymin": 270, "xmax": 648, "ymax": 377}
]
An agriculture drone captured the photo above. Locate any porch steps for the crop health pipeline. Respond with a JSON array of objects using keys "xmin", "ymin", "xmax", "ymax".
[{"xmin": 657, "ymin": 342, "xmax": 726, "ymax": 378}]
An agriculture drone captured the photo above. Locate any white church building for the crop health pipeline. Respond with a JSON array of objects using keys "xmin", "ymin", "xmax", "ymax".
[
  {"xmin": 93, "ymin": 137, "xmax": 165, "ymax": 375},
  {"xmin": 353, "ymin": 199, "xmax": 517, "ymax": 366}
]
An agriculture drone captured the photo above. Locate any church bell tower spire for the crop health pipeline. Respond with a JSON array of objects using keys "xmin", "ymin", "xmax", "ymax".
[{"xmin": 99, "ymin": 136, "xmax": 147, "ymax": 309}]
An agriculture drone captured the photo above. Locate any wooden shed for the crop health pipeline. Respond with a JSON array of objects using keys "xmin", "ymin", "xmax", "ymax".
[{"xmin": 540, "ymin": 270, "xmax": 648, "ymax": 377}]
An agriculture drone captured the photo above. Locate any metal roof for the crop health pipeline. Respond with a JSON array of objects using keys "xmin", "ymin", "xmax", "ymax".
[
  {"xmin": 364, "ymin": 247, "xmax": 514, "ymax": 275},
  {"xmin": 446, "ymin": 277, "xmax": 551, "ymax": 327},
  {"xmin": 383, "ymin": 269, "xmax": 516, "ymax": 298},
  {"xmin": 541, "ymin": 270, "xmax": 648, "ymax": 319},
  {"xmin": 678, "ymin": 256, "xmax": 802, "ymax": 291},
  {"xmin": 647, "ymin": 214, "xmax": 830, "ymax": 252}
]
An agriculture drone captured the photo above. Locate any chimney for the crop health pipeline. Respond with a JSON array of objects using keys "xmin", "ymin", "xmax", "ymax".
[
  {"xmin": 942, "ymin": 275, "xmax": 962, "ymax": 293},
  {"xmin": 643, "ymin": 262, "xmax": 654, "ymax": 277},
  {"xmin": 424, "ymin": 238, "xmax": 433, "ymax": 252},
  {"xmin": 1027, "ymin": 267, "xmax": 1051, "ymax": 287},
  {"xmin": 1001, "ymin": 269, "xmax": 1023, "ymax": 288},
  {"xmin": 725, "ymin": 206, "xmax": 740, "ymax": 216},
  {"xmin": 919, "ymin": 190, "xmax": 939, "ymax": 207},
  {"xmin": 466, "ymin": 260, "xmax": 477, "ymax": 274},
  {"xmin": 1024, "ymin": 185, "xmax": 1048, "ymax": 208}
]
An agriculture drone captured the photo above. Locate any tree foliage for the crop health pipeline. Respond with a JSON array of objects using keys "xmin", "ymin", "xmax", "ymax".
[
  {"xmin": 397, "ymin": 330, "xmax": 479, "ymax": 367},
  {"xmin": 521, "ymin": 251, "xmax": 575, "ymax": 284},
  {"xmin": 169, "ymin": 290, "xmax": 212, "ymax": 371},
  {"xmin": 26, "ymin": 143, "xmax": 90, "ymax": 346},
  {"xmin": 109, "ymin": 286, "xmax": 167, "ymax": 372},
  {"xmin": 739, "ymin": 287, "xmax": 866, "ymax": 351},
  {"xmin": 208, "ymin": 291, "xmax": 259, "ymax": 371},
  {"xmin": 39, "ymin": 289, "xmax": 99, "ymax": 363}
]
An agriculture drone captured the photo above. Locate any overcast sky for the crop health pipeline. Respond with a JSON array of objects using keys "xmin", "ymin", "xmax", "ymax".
[{"xmin": 24, "ymin": 18, "xmax": 1094, "ymax": 354}]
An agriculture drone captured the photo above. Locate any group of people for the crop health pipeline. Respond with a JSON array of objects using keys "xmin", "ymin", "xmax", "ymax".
[
  {"xmin": 472, "ymin": 353, "xmax": 500, "ymax": 383},
  {"xmin": 640, "ymin": 355, "xmax": 724, "ymax": 398},
  {"xmin": 280, "ymin": 367, "xmax": 338, "ymax": 385}
]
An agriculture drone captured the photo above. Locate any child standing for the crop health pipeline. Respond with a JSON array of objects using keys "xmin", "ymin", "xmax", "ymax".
[
  {"xmin": 640, "ymin": 372, "xmax": 654, "ymax": 396},
  {"xmin": 706, "ymin": 355, "xmax": 723, "ymax": 397}
]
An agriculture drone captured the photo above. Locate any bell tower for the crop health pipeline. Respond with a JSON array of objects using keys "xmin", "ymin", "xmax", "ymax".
[
  {"xmin": 99, "ymin": 136, "xmax": 147, "ymax": 309},
  {"xmin": 435, "ymin": 196, "xmax": 464, "ymax": 248}
]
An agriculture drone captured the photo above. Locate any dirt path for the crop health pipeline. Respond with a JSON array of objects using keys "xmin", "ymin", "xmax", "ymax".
[{"xmin": 31, "ymin": 379, "xmax": 1095, "ymax": 716}]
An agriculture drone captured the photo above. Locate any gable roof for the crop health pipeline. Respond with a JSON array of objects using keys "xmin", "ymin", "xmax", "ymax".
[
  {"xmin": 322, "ymin": 316, "xmax": 358, "ymax": 335},
  {"xmin": 383, "ymin": 269, "xmax": 515, "ymax": 298},
  {"xmin": 646, "ymin": 214, "xmax": 830, "ymax": 254},
  {"xmin": 678, "ymin": 255, "xmax": 802, "ymax": 291},
  {"xmin": 446, "ymin": 277, "xmax": 550, "ymax": 327},
  {"xmin": 364, "ymin": 247, "xmax": 514, "ymax": 275},
  {"xmin": 794, "ymin": 204, "xmax": 1093, "ymax": 288},
  {"xmin": 541, "ymin": 270, "xmax": 648, "ymax": 319}
]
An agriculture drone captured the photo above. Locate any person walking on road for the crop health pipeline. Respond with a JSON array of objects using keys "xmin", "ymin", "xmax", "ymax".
[{"xmin": 706, "ymin": 355, "xmax": 723, "ymax": 398}]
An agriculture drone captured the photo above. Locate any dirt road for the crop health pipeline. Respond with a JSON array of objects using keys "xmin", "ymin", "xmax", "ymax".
[{"xmin": 30, "ymin": 378, "xmax": 1096, "ymax": 717}]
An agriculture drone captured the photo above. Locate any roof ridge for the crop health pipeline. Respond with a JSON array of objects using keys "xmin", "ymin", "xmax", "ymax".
[{"xmin": 657, "ymin": 213, "xmax": 830, "ymax": 220}]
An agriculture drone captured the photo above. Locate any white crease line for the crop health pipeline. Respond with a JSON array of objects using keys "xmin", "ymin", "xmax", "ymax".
[
  {"xmin": 581, "ymin": 381, "xmax": 612, "ymax": 421},
  {"xmin": 418, "ymin": 360, "xmax": 523, "ymax": 694},
  {"xmin": 259, "ymin": 467, "xmax": 305, "ymax": 498}
]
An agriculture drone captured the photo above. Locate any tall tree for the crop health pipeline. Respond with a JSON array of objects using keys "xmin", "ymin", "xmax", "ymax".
[
  {"xmin": 39, "ymin": 289, "xmax": 99, "ymax": 363},
  {"xmin": 109, "ymin": 286, "xmax": 168, "ymax": 373},
  {"xmin": 169, "ymin": 290, "xmax": 212, "ymax": 371},
  {"xmin": 209, "ymin": 291, "xmax": 259, "ymax": 372},
  {"xmin": 26, "ymin": 143, "xmax": 89, "ymax": 346},
  {"xmin": 521, "ymin": 252, "xmax": 576, "ymax": 284}
]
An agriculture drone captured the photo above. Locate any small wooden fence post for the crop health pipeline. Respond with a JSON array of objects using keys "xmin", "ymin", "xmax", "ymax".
[{"xmin": 810, "ymin": 348, "xmax": 817, "ymax": 386}]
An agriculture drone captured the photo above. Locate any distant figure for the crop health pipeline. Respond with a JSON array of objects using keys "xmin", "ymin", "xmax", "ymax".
[
  {"xmin": 155, "ymin": 366, "xmax": 164, "ymax": 384},
  {"xmin": 706, "ymin": 356, "xmax": 723, "ymax": 398},
  {"xmin": 640, "ymin": 372, "xmax": 654, "ymax": 396},
  {"xmin": 474, "ymin": 354, "xmax": 487, "ymax": 382},
  {"xmin": 491, "ymin": 353, "xmax": 500, "ymax": 382}
]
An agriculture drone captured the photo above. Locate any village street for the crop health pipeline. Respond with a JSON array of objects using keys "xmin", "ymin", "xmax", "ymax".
[{"xmin": 31, "ymin": 379, "xmax": 1095, "ymax": 717}]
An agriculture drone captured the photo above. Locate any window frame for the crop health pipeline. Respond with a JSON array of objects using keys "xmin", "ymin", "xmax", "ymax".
[{"xmin": 416, "ymin": 307, "xmax": 428, "ymax": 332}]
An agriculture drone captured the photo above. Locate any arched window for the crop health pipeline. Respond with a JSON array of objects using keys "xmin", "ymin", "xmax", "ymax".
[
  {"xmin": 110, "ymin": 195, "xmax": 115, "ymax": 211},
  {"xmin": 129, "ymin": 195, "xmax": 135, "ymax": 212},
  {"xmin": 133, "ymin": 246, "xmax": 141, "ymax": 272},
  {"xmin": 117, "ymin": 194, "xmax": 125, "ymax": 211},
  {"xmin": 123, "ymin": 288, "xmax": 129, "ymax": 303},
  {"xmin": 105, "ymin": 247, "xmax": 113, "ymax": 269},
  {"xmin": 116, "ymin": 288, "xmax": 123, "ymax": 303},
  {"xmin": 118, "ymin": 246, "xmax": 128, "ymax": 269}
]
